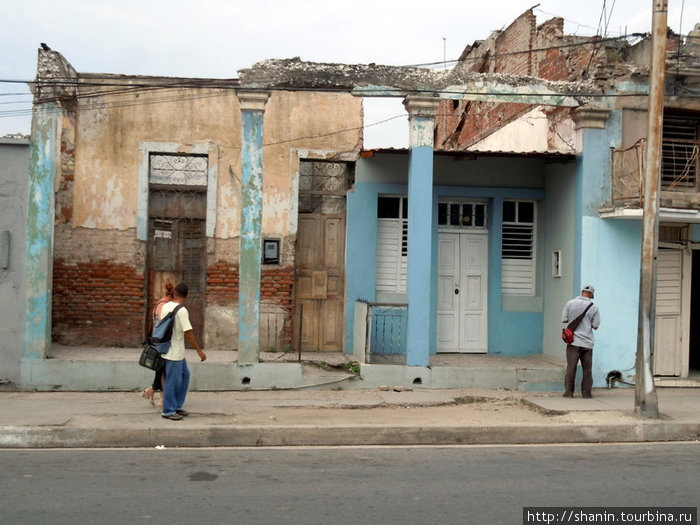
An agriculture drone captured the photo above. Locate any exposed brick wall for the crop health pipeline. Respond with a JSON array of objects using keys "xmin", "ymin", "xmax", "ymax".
[
  {"xmin": 493, "ymin": 10, "xmax": 535, "ymax": 76},
  {"xmin": 206, "ymin": 261, "xmax": 239, "ymax": 304},
  {"xmin": 56, "ymin": 113, "xmax": 76, "ymax": 224},
  {"xmin": 435, "ymin": 8, "xmax": 606, "ymax": 150},
  {"xmin": 207, "ymin": 262, "xmax": 296, "ymax": 347},
  {"xmin": 261, "ymin": 266, "xmax": 294, "ymax": 309},
  {"xmin": 207, "ymin": 262, "xmax": 295, "ymax": 310},
  {"xmin": 54, "ymin": 225, "xmax": 146, "ymax": 266},
  {"xmin": 52, "ymin": 259, "xmax": 146, "ymax": 345}
]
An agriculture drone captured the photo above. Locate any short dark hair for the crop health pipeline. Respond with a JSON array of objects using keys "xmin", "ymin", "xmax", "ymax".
[{"xmin": 175, "ymin": 282, "xmax": 188, "ymax": 298}]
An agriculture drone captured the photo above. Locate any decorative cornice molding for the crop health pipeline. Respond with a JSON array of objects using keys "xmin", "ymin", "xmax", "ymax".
[
  {"xmin": 403, "ymin": 95, "xmax": 440, "ymax": 119},
  {"xmin": 573, "ymin": 107, "xmax": 611, "ymax": 129},
  {"xmin": 237, "ymin": 91, "xmax": 270, "ymax": 111}
]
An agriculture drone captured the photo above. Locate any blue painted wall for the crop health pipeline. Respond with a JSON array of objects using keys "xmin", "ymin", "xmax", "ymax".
[
  {"xmin": 590, "ymin": 218, "xmax": 642, "ymax": 383},
  {"xmin": 575, "ymin": 110, "xmax": 645, "ymax": 387},
  {"xmin": 346, "ymin": 153, "xmax": 570, "ymax": 358}
]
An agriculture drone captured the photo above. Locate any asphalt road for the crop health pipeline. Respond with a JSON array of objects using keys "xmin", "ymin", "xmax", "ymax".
[{"xmin": 1, "ymin": 443, "xmax": 698, "ymax": 525}]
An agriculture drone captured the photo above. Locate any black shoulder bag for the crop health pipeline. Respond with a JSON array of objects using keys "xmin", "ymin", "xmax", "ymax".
[{"xmin": 561, "ymin": 303, "xmax": 593, "ymax": 344}]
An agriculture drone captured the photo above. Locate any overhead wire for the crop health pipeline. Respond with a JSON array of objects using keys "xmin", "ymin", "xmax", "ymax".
[{"xmin": 1, "ymin": 29, "xmax": 698, "ymax": 142}]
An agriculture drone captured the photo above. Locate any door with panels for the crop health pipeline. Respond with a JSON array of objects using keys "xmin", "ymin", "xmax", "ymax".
[
  {"xmin": 146, "ymin": 153, "xmax": 207, "ymax": 347},
  {"xmin": 436, "ymin": 201, "xmax": 488, "ymax": 353},
  {"xmin": 653, "ymin": 245, "xmax": 690, "ymax": 377},
  {"xmin": 294, "ymin": 161, "xmax": 351, "ymax": 352}
]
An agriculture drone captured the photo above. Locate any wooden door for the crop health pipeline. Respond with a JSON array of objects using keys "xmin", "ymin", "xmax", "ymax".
[
  {"xmin": 653, "ymin": 248, "xmax": 684, "ymax": 376},
  {"xmin": 295, "ymin": 214, "xmax": 345, "ymax": 351},
  {"xmin": 147, "ymin": 190, "xmax": 206, "ymax": 347}
]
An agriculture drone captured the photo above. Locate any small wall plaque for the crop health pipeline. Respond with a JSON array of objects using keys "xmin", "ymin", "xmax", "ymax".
[{"xmin": 552, "ymin": 250, "xmax": 562, "ymax": 278}]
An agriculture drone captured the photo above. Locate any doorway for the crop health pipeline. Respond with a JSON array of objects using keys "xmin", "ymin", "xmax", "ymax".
[
  {"xmin": 437, "ymin": 232, "xmax": 488, "ymax": 353},
  {"xmin": 145, "ymin": 153, "xmax": 207, "ymax": 347},
  {"xmin": 294, "ymin": 161, "xmax": 352, "ymax": 351},
  {"xmin": 690, "ymin": 250, "xmax": 700, "ymax": 372}
]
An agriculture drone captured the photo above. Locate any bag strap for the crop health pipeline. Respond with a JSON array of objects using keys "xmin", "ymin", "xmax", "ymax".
[
  {"xmin": 149, "ymin": 303, "xmax": 184, "ymax": 343},
  {"xmin": 567, "ymin": 302, "xmax": 593, "ymax": 332}
]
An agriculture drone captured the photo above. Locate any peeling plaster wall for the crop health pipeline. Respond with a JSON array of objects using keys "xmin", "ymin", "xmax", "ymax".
[
  {"xmin": 53, "ymin": 71, "xmax": 361, "ymax": 348},
  {"xmin": 262, "ymin": 90, "xmax": 362, "ymax": 236},
  {"xmin": 72, "ymin": 86, "xmax": 240, "ymax": 231}
]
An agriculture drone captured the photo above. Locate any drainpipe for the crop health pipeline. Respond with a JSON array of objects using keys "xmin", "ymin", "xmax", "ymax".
[{"xmin": 635, "ymin": 0, "xmax": 667, "ymax": 419}]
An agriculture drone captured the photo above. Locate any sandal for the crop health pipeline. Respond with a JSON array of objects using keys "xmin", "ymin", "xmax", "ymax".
[{"xmin": 141, "ymin": 389, "xmax": 155, "ymax": 406}]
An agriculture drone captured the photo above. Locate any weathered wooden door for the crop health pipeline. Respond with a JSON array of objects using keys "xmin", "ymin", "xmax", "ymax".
[
  {"xmin": 146, "ymin": 153, "xmax": 208, "ymax": 347},
  {"xmin": 653, "ymin": 248, "xmax": 687, "ymax": 376},
  {"xmin": 147, "ymin": 192, "xmax": 206, "ymax": 347},
  {"xmin": 296, "ymin": 214, "xmax": 345, "ymax": 351},
  {"xmin": 294, "ymin": 160, "xmax": 351, "ymax": 352}
]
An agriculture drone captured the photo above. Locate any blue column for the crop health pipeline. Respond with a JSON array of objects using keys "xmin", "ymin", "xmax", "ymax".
[
  {"xmin": 23, "ymin": 102, "xmax": 60, "ymax": 360},
  {"xmin": 237, "ymin": 91, "xmax": 269, "ymax": 364},
  {"xmin": 403, "ymin": 96, "xmax": 440, "ymax": 367}
]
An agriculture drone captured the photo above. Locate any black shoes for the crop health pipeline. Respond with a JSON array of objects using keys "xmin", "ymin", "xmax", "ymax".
[
  {"xmin": 162, "ymin": 413, "xmax": 183, "ymax": 421},
  {"xmin": 176, "ymin": 409, "xmax": 189, "ymax": 416}
]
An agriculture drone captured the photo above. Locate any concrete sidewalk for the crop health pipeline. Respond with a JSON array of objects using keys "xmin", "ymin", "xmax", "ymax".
[{"xmin": 0, "ymin": 387, "xmax": 698, "ymax": 448}]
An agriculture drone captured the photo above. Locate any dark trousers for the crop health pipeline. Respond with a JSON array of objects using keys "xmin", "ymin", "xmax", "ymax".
[
  {"xmin": 151, "ymin": 367, "xmax": 164, "ymax": 391},
  {"xmin": 565, "ymin": 345, "xmax": 593, "ymax": 396}
]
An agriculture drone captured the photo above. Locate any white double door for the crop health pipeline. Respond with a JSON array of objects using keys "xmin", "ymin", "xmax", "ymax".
[{"xmin": 437, "ymin": 232, "xmax": 488, "ymax": 353}]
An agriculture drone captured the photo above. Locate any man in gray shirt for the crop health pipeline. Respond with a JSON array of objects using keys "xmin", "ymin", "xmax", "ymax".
[{"xmin": 561, "ymin": 285, "xmax": 600, "ymax": 398}]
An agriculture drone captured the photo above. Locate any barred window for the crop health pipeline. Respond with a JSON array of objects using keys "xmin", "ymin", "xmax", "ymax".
[
  {"xmin": 502, "ymin": 200, "xmax": 536, "ymax": 295},
  {"xmin": 662, "ymin": 115, "xmax": 699, "ymax": 192},
  {"xmin": 438, "ymin": 201, "xmax": 487, "ymax": 229}
]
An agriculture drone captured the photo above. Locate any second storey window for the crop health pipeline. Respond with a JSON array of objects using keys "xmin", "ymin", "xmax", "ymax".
[
  {"xmin": 662, "ymin": 114, "xmax": 699, "ymax": 192},
  {"xmin": 502, "ymin": 200, "xmax": 536, "ymax": 296}
]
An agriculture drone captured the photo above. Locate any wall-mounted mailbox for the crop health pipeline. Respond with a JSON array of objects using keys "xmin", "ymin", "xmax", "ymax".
[{"xmin": 263, "ymin": 239, "xmax": 280, "ymax": 265}]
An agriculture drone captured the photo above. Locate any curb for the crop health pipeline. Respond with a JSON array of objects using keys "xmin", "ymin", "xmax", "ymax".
[{"xmin": 2, "ymin": 422, "xmax": 699, "ymax": 449}]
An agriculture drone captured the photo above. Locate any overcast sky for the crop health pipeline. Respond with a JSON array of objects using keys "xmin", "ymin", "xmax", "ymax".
[{"xmin": 1, "ymin": 0, "xmax": 697, "ymax": 146}]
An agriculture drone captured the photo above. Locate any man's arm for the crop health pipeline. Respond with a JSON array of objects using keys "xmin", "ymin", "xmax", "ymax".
[
  {"xmin": 184, "ymin": 330, "xmax": 207, "ymax": 361},
  {"xmin": 591, "ymin": 307, "xmax": 600, "ymax": 330}
]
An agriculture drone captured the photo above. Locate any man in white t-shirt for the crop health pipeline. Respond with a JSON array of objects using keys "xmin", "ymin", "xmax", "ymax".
[{"xmin": 160, "ymin": 282, "xmax": 206, "ymax": 420}]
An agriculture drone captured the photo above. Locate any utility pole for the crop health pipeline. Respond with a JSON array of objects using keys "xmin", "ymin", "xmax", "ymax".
[{"xmin": 635, "ymin": 0, "xmax": 668, "ymax": 418}]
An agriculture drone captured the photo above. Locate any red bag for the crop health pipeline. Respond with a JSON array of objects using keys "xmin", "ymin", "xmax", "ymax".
[
  {"xmin": 561, "ymin": 328, "xmax": 574, "ymax": 344},
  {"xmin": 562, "ymin": 303, "xmax": 593, "ymax": 344}
]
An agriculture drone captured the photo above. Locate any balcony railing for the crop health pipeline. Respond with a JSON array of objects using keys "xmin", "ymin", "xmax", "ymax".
[{"xmin": 611, "ymin": 140, "xmax": 645, "ymax": 206}]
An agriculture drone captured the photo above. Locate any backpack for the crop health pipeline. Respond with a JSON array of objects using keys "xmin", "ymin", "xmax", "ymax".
[{"xmin": 151, "ymin": 304, "xmax": 184, "ymax": 354}]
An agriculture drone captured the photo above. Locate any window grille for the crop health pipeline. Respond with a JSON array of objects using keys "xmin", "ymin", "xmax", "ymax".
[
  {"xmin": 149, "ymin": 153, "xmax": 208, "ymax": 187},
  {"xmin": 662, "ymin": 116, "xmax": 699, "ymax": 192},
  {"xmin": 438, "ymin": 201, "xmax": 487, "ymax": 229}
]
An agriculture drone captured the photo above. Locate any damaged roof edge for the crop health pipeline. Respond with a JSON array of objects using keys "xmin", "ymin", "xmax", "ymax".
[
  {"xmin": 237, "ymin": 57, "xmax": 598, "ymax": 105},
  {"xmin": 361, "ymin": 147, "xmax": 576, "ymax": 160}
]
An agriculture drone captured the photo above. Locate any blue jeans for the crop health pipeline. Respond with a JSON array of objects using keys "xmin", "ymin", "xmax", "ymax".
[{"xmin": 162, "ymin": 359, "xmax": 190, "ymax": 415}]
